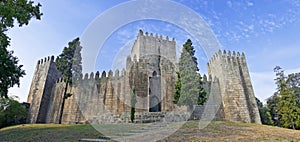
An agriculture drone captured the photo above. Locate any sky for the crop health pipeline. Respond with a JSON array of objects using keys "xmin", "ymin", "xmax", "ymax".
[{"xmin": 7, "ymin": 0, "xmax": 300, "ymax": 103}]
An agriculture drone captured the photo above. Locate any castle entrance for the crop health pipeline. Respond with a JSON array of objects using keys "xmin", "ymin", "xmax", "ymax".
[
  {"xmin": 149, "ymin": 96, "xmax": 161, "ymax": 112},
  {"xmin": 149, "ymin": 71, "xmax": 161, "ymax": 112}
]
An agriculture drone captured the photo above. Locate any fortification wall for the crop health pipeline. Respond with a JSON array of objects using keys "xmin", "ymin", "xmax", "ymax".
[
  {"xmin": 46, "ymin": 78, "xmax": 65, "ymax": 123},
  {"xmin": 56, "ymin": 70, "xmax": 130, "ymax": 124},
  {"xmin": 198, "ymin": 75, "xmax": 225, "ymax": 121},
  {"xmin": 27, "ymin": 56, "xmax": 61, "ymax": 123},
  {"xmin": 207, "ymin": 50, "xmax": 261, "ymax": 124},
  {"xmin": 27, "ymin": 30, "xmax": 260, "ymax": 125}
]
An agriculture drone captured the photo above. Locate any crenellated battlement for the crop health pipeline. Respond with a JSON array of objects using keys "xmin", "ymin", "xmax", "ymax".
[
  {"xmin": 37, "ymin": 55, "xmax": 55, "ymax": 66},
  {"xmin": 208, "ymin": 50, "xmax": 246, "ymax": 66},
  {"xmin": 55, "ymin": 68, "xmax": 127, "ymax": 83},
  {"xmin": 136, "ymin": 29, "xmax": 175, "ymax": 44}
]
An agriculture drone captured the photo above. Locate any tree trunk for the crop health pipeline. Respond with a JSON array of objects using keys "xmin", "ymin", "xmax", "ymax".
[{"xmin": 59, "ymin": 81, "xmax": 69, "ymax": 124}]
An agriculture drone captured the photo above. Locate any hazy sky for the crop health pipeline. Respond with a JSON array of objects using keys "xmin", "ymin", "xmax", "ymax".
[{"xmin": 7, "ymin": 0, "xmax": 300, "ymax": 103}]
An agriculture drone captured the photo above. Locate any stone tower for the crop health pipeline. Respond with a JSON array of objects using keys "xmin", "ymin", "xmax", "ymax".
[
  {"xmin": 126, "ymin": 30, "xmax": 177, "ymax": 112},
  {"xmin": 26, "ymin": 56, "xmax": 61, "ymax": 123},
  {"xmin": 207, "ymin": 50, "xmax": 261, "ymax": 124}
]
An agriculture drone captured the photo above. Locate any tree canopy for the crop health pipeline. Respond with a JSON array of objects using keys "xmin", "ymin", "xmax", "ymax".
[
  {"xmin": 173, "ymin": 39, "xmax": 207, "ymax": 111},
  {"xmin": 0, "ymin": 96, "xmax": 27, "ymax": 128},
  {"xmin": 0, "ymin": 0, "xmax": 42, "ymax": 98},
  {"xmin": 55, "ymin": 37, "xmax": 82, "ymax": 84},
  {"xmin": 260, "ymin": 66, "xmax": 300, "ymax": 130}
]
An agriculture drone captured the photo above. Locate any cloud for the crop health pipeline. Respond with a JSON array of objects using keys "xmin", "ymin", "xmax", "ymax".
[
  {"xmin": 250, "ymin": 71, "xmax": 276, "ymax": 103},
  {"xmin": 247, "ymin": 1, "xmax": 254, "ymax": 7},
  {"xmin": 227, "ymin": 1, "xmax": 233, "ymax": 8},
  {"xmin": 250, "ymin": 67, "xmax": 300, "ymax": 103}
]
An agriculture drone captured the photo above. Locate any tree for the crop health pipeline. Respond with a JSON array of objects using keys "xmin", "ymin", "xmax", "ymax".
[
  {"xmin": 256, "ymin": 97, "xmax": 273, "ymax": 125},
  {"xmin": 287, "ymin": 73, "xmax": 300, "ymax": 105},
  {"xmin": 276, "ymin": 88, "xmax": 300, "ymax": 129},
  {"xmin": 173, "ymin": 39, "xmax": 207, "ymax": 112},
  {"xmin": 130, "ymin": 88, "xmax": 136, "ymax": 123},
  {"xmin": 173, "ymin": 72, "xmax": 181, "ymax": 104},
  {"xmin": 274, "ymin": 66, "xmax": 287, "ymax": 91},
  {"xmin": 266, "ymin": 94, "xmax": 280, "ymax": 126},
  {"xmin": 0, "ymin": 50, "xmax": 25, "ymax": 98},
  {"xmin": 267, "ymin": 66, "xmax": 300, "ymax": 129},
  {"xmin": 55, "ymin": 37, "xmax": 82, "ymax": 124},
  {"xmin": 0, "ymin": 0, "xmax": 42, "ymax": 98},
  {"xmin": 0, "ymin": 96, "xmax": 27, "ymax": 128}
]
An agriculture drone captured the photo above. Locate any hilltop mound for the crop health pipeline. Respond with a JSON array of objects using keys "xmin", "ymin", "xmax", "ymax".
[{"xmin": 0, "ymin": 121, "xmax": 299, "ymax": 141}]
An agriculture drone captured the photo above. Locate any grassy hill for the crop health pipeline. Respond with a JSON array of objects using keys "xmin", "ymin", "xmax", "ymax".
[{"xmin": 1, "ymin": 121, "xmax": 299, "ymax": 141}]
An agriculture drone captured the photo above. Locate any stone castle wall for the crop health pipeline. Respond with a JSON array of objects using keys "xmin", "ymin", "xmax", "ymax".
[
  {"xmin": 207, "ymin": 50, "xmax": 261, "ymax": 124},
  {"xmin": 45, "ymin": 70, "xmax": 131, "ymax": 124},
  {"xmin": 26, "ymin": 31, "xmax": 261, "ymax": 124},
  {"xmin": 27, "ymin": 56, "xmax": 61, "ymax": 123}
]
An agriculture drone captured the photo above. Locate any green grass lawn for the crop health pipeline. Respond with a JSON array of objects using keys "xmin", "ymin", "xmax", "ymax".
[
  {"xmin": 0, "ymin": 124, "xmax": 103, "ymax": 142},
  {"xmin": 1, "ymin": 121, "xmax": 300, "ymax": 142}
]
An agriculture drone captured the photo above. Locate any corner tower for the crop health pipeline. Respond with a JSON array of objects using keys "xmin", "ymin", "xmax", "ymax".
[
  {"xmin": 27, "ymin": 56, "xmax": 62, "ymax": 123},
  {"xmin": 207, "ymin": 50, "xmax": 261, "ymax": 124}
]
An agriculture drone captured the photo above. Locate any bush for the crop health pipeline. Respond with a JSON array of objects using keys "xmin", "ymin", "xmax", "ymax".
[{"xmin": 0, "ymin": 96, "xmax": 27, "ymax": 128}]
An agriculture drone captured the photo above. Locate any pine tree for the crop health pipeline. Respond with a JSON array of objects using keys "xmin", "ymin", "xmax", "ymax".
[
  {"xmin": 174, "ymin": 39, "xmax": 207, "ymax": 112},
  {"xmin": 55, "ymin": 37, "xmax": 82, "ymax": 124}
]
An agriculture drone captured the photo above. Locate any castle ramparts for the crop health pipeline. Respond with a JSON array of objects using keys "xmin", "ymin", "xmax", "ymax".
[{"xmin": 26, "ymin": 30, "xmax": 261, "ymax": 124}]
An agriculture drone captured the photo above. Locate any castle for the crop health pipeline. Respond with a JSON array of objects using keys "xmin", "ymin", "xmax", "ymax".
[{"xmin": 26, "ymin": 30, "xmax": 261, "ymax": 124}]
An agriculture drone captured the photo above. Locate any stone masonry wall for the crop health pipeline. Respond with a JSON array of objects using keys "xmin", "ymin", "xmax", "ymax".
[
  {"xmin": 27, "ymin": 30, "xmax": 261, "ymax": 125},
  {"xmin": 207, "ymin": 50, "xmax": 261, "ymax": 124},
  {"xmin": 27, "ymin": 56, "xmax": 61, "ymax": 123}
]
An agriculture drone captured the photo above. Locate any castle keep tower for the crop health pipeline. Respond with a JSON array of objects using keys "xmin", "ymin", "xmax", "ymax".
[
  {"xmin": 207, "ymin": 50, "xmax": 261, "ymax": 124},
  {"xmin": 126, "ymin": 30, "xmax": 177, "ymax": 112}
]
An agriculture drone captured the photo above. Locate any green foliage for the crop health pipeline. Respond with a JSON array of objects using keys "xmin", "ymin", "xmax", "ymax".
[
  {"xmin": 265, "ymin": 66, "xmax": 300, "ymax": 129},
  {"xmin": 256, "ymin": 97, "xmax": 273, "ymax": 125},
  {"xmin": 174, "ymin": 39, "xmax": 207, "ymax": 110},
  {"xmin": 266, "ymin": 94, "xmax": 280, "ymax": 126},
  {"xmin": 274, "ymin": 66, "xmax": 287, "ymax": 91},
  {"xmin": 0, "ymin": 49, "xmax": 25, "ymax": 98},
  {"xmin": 0, "ymin": 0, "xmax": 42, "ymax": 48},
  {"xmin": 0, "ymin": 96, "xmax": 26, "ymax": 128},
  {"xmin": 0, "ymin": 0, "xmax": 42, "ymax": 30},
  {"xmin": 64, "ymin": 93, "xmax": 72, "ymax": 99},
  {"xmin": 55, "ymin": 37, "xmax": 83, "ymax": 84},
  {"xmin": 0, "ymin": 0, "xmax": 42, "ymax": 98},
  {"xmin": 130, "ymin": 88, "xmax": 136, "ymax": 123},
  {"xmin": 275, "ymin": 88, "xmax": 300, "ymax": 129},
  {"xmin": 173, "ymin": 72, "xmax": 181, "ymax": 104}
]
